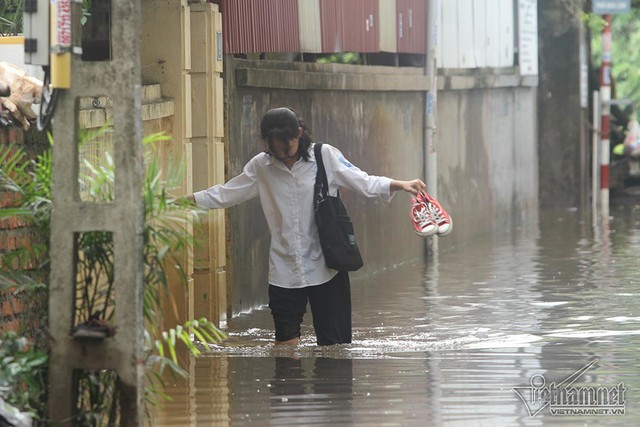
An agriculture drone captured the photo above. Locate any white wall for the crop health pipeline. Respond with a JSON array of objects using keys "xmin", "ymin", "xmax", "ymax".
[
  {"xmin": 0, "ymin": 38, "xmax": 45, "ymax": 80},
  {"xmin": 438, "ymin": 0, "xmax": 525, "ymax": 70}
]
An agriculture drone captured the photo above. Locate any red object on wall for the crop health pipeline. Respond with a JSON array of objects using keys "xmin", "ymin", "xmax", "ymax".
[
  {"xmin": 319, "ymin": 0, "xmax": 379, "ymax": 53},
  {"xmin": 396, "ymin": 0, "xmax": 425, "ymax": 54},
  {"xmin": 216, "ymin": 0, "xmax": 428, "ymax": 55},
  {"xmin": 218, "ymin": 0, "xmax": 300, "ymax": 54}
]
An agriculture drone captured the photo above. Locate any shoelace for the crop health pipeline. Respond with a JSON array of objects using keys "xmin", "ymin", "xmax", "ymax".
[
  {"xmin": 412, "ymin": 203, "xmax": 433, "ymax": 226},
  {"xmin": 426, "ymin": 202, "xmax": 444, "ymax": 223}
]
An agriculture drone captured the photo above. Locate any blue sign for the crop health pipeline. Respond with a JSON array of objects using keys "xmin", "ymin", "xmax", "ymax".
[{"xmin": 593, "ymin": 0, "xmax": 631, "ymax": 14}]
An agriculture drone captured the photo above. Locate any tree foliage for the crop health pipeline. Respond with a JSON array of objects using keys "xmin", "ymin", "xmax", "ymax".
[
  {"xmin": 591, "ymin": 6, "xmax": 640, "ymax": 114},
  {"xmin": 0, "ymin": 0, "xmax": 22, "ymax": 35}
]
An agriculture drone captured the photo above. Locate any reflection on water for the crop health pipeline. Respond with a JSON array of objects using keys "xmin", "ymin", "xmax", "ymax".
[{"xmin": 154, "ymin": 206, "xmax": 640, "ymax": 426}]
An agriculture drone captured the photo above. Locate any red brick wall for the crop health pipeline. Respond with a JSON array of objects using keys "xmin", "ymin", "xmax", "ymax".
[{"xmin": 0, "ymin": 126, "xmax": 32, "ymax": 333}]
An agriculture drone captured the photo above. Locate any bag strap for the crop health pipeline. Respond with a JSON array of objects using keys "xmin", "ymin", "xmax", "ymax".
[{"xmin": 314, "ymin": 143, "xmax": 329, "ymax": 200}]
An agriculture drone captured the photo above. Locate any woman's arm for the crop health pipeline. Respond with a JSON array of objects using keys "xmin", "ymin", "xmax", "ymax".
[
  {"xmin": 187, "ymin": 157, "xmax": 260, "ymax": 209},
  {"xmin": 390, "ymin": 179, "xmax": 427, "ymax": 196},
  {"xmin": 326, "ymin": 145, "xmax": 427, "ymax": 199}
]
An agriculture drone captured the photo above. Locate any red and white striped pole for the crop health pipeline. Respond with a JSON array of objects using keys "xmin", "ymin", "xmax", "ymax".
[{"xmin": 599, "ymin": 15, "xmax": 612, "ymax": 216}]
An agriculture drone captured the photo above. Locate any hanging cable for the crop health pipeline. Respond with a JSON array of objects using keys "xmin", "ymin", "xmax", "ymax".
[{"xmin": 37, "ymin": 66, "xmax": 60, "ymax": 131}]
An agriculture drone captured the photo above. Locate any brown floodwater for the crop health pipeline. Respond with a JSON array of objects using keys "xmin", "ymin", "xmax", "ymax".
[{"xmin": 153, "ymin": 205, "xmax": 640, "ymax": 426}]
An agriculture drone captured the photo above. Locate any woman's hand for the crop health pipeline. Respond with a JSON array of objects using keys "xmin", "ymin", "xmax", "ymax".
[
  {"xmin": 390, "ymin": 179, "xmax": 427, "ymax": 196},
  {"xmin": 170, "ymin": 194, "xmax": 197, "ymax": 207}
]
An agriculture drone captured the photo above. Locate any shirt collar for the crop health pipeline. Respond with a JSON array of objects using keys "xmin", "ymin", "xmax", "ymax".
[
  {"xmin": 264, "ymin": 146, "xmax": 313, "ymax": 167},
  {"xmin": 264, "ymin": 153, "xmax": 275, "ymax": 166}
]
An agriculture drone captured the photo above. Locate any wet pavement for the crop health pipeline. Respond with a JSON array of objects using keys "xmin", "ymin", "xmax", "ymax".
[{"xmin": 154, "ymin": 205, "xmax": 640, "ymax": 426}]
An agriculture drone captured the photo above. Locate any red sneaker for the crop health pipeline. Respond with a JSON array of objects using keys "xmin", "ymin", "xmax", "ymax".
[
  {"xmin": 410, "ymin": 195, "xmax": 437, "ymax": 237},
  {"xmin": 421, "ymin": 192, "xmax": 452, "ymax": 236}
]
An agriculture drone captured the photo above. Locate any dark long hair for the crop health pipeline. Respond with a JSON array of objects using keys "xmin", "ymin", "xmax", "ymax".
[{"xmin": 260, "ymin": 107, "xmax": 313, "ymax": 161}]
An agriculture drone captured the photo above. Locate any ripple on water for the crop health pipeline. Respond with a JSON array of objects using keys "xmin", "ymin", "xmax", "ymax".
[{"xmin": 155, "ymin": 206, "xmax": 640, "ymax": 426}]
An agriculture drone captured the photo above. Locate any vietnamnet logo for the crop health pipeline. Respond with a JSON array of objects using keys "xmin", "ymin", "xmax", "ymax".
[{"xmin": 513, "ymin": 359, "xmax": 626, "ymax": 417}]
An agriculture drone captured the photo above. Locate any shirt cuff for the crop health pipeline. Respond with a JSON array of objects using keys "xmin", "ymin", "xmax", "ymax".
[
  {"xmin": 381, "ymin": 177, "xmax": 395, "ymax": 203},
  {"xmin": 193, "ymin": 190, "xmax": 209, "ymax": 208}
]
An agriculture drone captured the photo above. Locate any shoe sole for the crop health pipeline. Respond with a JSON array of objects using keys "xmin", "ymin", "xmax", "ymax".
[
  {"xmin": 421, "ymin": 193, "xmax": 452, "ymax": 237},
  {"xmin": 436, "ymin": 217, "xmax": 452, "ymax": 236},
  {"xmin": 415, "ymin": 226, "xmax": 437, "ymax": 237}
]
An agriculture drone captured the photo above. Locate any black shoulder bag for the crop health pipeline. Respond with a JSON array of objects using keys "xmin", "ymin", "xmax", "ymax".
[{"xmin": 313, "ymin": 143, "xmax": 364, "ymax": 272}]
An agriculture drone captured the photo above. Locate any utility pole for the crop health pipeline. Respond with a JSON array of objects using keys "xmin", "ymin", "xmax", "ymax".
[
  {"xmin": 599, "ymin": 14, "xmax": 612, "ymax": 217},
  {"xmin": 424, "ymin": 0, "xmax": 440, "ymax": 255}
]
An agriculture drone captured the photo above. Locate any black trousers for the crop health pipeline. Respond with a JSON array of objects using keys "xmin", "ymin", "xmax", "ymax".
[{"xmin": 268, "ymin": 271, "xmax": 351, "ymax": 345}]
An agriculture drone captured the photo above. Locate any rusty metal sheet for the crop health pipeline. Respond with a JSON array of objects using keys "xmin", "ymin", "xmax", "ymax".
[
  {"xmin": 320, "ymin": 0, "xmax": 379, "ymax": 53},
  {"xmin": 396, "ymin": 0, "xmax": 425, "ymax": 54},
  {"xmin": 218, "ymin": 0, "xmax": 300, "ymax": 53},
  {"xmin": 320, "ymin": 0, "xmax": 341, "ymax": 52}
]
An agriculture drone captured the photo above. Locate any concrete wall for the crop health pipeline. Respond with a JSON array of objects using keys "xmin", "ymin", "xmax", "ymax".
[
  {"xmin": 537, "ymin": 0, "xmax": 588, "ymax": 208},
  {"xmin": 438, "ymin": 86, "xmax": 539, "ymax": 248},
  {"xmin": 222, "ymin": 59, "xmax": 538, "ymax": 315}
]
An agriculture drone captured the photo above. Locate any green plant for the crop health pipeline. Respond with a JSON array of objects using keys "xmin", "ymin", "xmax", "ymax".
[
  {"xmin": 0, "ymin": 332, "xmax": 47, "ymax": 420},
  {"xmin": 0, "ymin": 128, "xmax": 226, "ymax": 424},
  {"xmin": 591, "ymin": 8, "xmax": 640, "ymax": 112},
  {"xmin": 0, "ymin": 0, "xmax": 23, "ymax": 35},
  {"xmin": 580, "ymin": 11, "xmax": 607, "ymax": 32},
  {"xmin": 316, "ymin": 52, "xmax": 361, "ymax": 64}
]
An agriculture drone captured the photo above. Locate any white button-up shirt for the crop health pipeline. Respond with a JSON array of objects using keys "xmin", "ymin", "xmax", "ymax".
[{"xmin": 194, "ymin": 143, "xmax": 394, "ymax": 289}]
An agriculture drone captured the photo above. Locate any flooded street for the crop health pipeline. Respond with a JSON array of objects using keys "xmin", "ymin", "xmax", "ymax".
[{"xmin": 154, "ymin": 205, "xmax": 640, "ymax": 426}]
